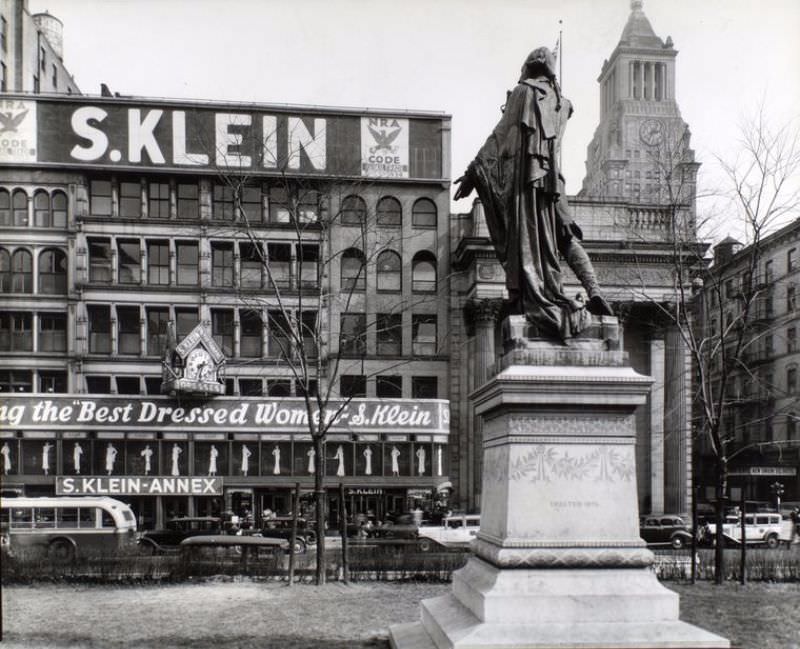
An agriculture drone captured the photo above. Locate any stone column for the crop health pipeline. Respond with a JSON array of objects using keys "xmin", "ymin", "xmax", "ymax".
[
  {"xmin": 650, "ymin": 330, "xmax": 666, "ymax": 514},
  {"xmin": 470, "ymin": 298, "xmax": 502, "ymax": 387}
]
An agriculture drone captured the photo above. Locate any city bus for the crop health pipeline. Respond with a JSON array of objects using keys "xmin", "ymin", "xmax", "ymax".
[{"xmin": 0, "ymin": 496, "xmax": 138, "ymax": 560}]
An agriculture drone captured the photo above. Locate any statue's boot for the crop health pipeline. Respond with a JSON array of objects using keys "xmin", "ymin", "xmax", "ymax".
[{"xmin": 564, "ymin": 241, "xmax": 614, "ymax": 317}]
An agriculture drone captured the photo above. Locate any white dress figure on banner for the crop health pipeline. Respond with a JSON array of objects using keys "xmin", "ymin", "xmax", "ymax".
[
  {"xmin": 272, "ymin": 445, "xmax": 281, "ymax": 475},
  {"xmin": 73, "ymin": 442, "xmax": 83, "ymax": 474},
  {"xmin": 334, "ymin": 445, "xmax": 345, "ymax": 477},
  {"xmin": 171, "ymin": 444, "xmax": 182, "ymax": 476},
  {"xmin": 141, "ymin": 445, "xmax": 153, "ymax": 475},
  {"xmin": 416, "ymin": 447, "xmax": 426, "ymax": 476},
  {"xmin": 241, "ymin": 445, "xmax": 251, "ymax": 476},
  {"xmin": 307, "ymin": 448, "xmax": 316, "ymax": 474},
  {"xmin": 105, "ymin": 443, "xmax": 117, "ymax": 475},
  {"xmin": 436, "ymin": 445, "xmax": 443, "ymax": 477},
  {"xmin": 42, "ymin": 442, "xmax": 53, "ymax": 475},
  {"xmin": 390, "ymin": 445, "xmax": 400, "ymax": 476},
  {"xmin": 363, "ymin": 446, "xmax": 373, "ymax": 476},
  {"xmin": 208, "ymin": 445, "xmax": 218, "ymax": 476},
  {"xmin": 1, "ymin": 442, "xmax": 11, "ymax": 475}
]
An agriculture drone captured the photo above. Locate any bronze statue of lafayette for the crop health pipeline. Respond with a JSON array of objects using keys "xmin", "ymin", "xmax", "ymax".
[{"xmin": 455, "ymin": 47, "xmax": 613, "ymax": 340}]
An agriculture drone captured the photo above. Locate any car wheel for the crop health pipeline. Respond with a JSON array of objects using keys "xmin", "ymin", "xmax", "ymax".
[
  {"xmin": 418, "ymin": 538, "xmax": 433, "ymax": 553},
  {"xmin": 138, "ymin": 542, "xmax": 155, "ymax": 556},
  {"xmin": 766, "ymin": 534, "xmax": 779, "ymax": 549},
  {"xmin": 49, "ymin": 539, "xmax": 75, "ymax": 562},
  {"xmin": 671, "ymin": 536, "xmax": 685, "ymax": 550}
]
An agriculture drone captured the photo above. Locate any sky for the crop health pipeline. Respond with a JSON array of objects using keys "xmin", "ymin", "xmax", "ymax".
[{"xmin": 29, "ymin": 0, "xmax": 800, "ymax": 227}]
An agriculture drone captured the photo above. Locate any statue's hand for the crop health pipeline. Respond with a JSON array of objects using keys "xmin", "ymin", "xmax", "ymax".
[{"xmin": 453, "ymin": 173, "xmax": 475, "ymax": 200}]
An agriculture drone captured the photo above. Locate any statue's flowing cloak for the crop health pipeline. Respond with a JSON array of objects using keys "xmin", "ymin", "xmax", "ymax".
[{"xmin": 470, "ymin": 77, "xmax": 588, "ymax": 338}]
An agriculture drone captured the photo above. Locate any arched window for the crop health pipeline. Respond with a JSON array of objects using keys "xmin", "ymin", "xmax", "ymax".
[
  {"xmin": 34, "ymin": 191, "xmax": 51, "ymax": 227},
  {"xmin": 341, "ymin": 195, "xmax": 366, "ymax": 226},
  {"xmin": 0, "ymin": 248, "xmax": 10, "ymax": 292},
  {"xmin": 412, "ymin": 198, "xmax": 437, "ymax": 228},
  {"xmin": 341, "ymin": 248, "xmax": 366, "ymax": 291},
  {"xmin": 11, "ymin": 249, "xmax": 32, "ymax": 293},
  {"xmin": 0, "ymin": 189, "xmax": 11, "ymax": 225},
  {"xmin": 12, "ymin": 190, "xmax": 28, "ymax": 226},
  {"xmin": 377, "ymin": 250, "xmax": 401, "ymax": 292},
  {"xmin": 376, "ymin": 196, "xmax": 402, "ymax": 226},
  {"xmin": 39, "ymin": 249, "xmax": 68, "ymax": 294},
  {"xmin": 412, "ymin": 251, "xmax": 437, "ymax": 293}
]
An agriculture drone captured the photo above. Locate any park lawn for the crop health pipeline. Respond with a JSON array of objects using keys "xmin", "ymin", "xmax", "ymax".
[{"xmin": 1, "ymin": 578, "xmax": 798, "ymax": 649}]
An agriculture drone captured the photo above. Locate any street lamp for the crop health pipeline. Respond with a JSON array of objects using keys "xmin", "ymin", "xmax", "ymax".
[{"xmin": 770, "ymin": 481, "xmax": 784, "ymax": 511}]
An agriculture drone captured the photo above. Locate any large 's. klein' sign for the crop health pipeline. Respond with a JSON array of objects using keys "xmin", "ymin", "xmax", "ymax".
[
  {"xmin": 0, "ymin": 97, "xmax": 444, "ymax": 180},
  {"xmin": 0, "ymin": 395, "xmax": 450, "ymax": 434}
]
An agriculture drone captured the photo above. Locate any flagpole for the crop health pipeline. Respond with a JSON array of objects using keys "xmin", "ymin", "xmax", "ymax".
[{"xmin": 558, "ymin": 19, "xmax": 563, "ymax": 88}]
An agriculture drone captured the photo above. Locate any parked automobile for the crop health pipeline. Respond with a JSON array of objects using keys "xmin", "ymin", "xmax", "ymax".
[
  {"xmin": 639, "ymin": 515, "xmax": 694, "ymax": 549},
  {"xmin": 418, "ymin": 513, "xmax": 481, "ymax": 549},
  {"xmin": 370, "ymin": 518, "xmax": 419, "ymax": 541},
  {"xmin": 259, "ymin": 516, "xmax": 316, "ymax": 553},
  {"xmin": 180, "ymin": 535, "xmax": 287, "ymax": 562},
  {"xmin": 701, "ymin": 512, "xmax": 783, "ymax": 548},
  {"xmin": 139, "ymin": 517, "xmax": 226, "ymax": 554}
]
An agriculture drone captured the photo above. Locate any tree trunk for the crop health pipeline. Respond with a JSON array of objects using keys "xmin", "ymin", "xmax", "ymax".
[
  {"xmin": 713, "ymin": 464, "xmax": 727, "ymax": 585},
  {"xmin": 314, "ymin": 435, "xmax": 326, "ymax": 585}
]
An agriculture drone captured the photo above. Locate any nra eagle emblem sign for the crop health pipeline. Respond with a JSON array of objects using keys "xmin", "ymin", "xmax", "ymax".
[
  {"xmin": 361, "ymin": 116, "xmax": 409, "ymax": 178},
  {"xmin": 0, "ymin": 100, "xmax": 37, "ymax": 163}
]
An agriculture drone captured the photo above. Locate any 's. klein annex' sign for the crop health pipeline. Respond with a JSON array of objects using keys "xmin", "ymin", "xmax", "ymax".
[
  {"xmin": 56, "ymin": 476, "xmax": 223, "ymax": 496},
  {"xmin": 0, "ymin": 395, "xmax": 450, "ymax": 434},
  {"xmin": 0, "ymin": 97, "xmax": 444, "ymax": 180}
]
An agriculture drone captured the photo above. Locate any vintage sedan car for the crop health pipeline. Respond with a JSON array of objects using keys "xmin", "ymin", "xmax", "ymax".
[
  {"xmin": 139, "ymin": 516, "xmax": 226, "ymax": 553},
  {"xmin": 639, "ymin": 515, "xmax": 694, "ymax": 549},
  {"xmin": 259, "ymin": 516, "xmax": 317, "ymax": 553},
  {"xmin": 180, "ymin": 535, "xmax": 287, "ymax": 562},
  {"xmin": 418, "ymin": 514, "xmax": 481, "ymax": 549}
]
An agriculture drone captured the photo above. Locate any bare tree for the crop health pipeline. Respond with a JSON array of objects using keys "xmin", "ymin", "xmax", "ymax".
[
  {"xmin": 625, "ymin": 108, "xmax": 800, "ymax": 583},
  {"xmin": 208, "ymin": 122, "xmax": 447, "ymax": 584}
]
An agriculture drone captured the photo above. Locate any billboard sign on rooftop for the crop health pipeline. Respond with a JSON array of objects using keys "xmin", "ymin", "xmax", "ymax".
[{"xmin": 0, "ymin": 97, "xmax": 445, "ymax": 181}]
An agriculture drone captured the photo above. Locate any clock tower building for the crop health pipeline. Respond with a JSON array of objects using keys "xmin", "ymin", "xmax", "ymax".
[{"xmin": 579, "ymin": 0, "xmax": 698, "ymax": 212}]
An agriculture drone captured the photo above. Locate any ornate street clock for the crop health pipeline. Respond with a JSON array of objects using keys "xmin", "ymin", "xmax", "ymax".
[
  {"xmin": 639, "ymin": 118, "xmax": 665, "ymax": 146},
  {"xmin": 161, "ymin": 324, "xmax": 225, "ymax": 396}
]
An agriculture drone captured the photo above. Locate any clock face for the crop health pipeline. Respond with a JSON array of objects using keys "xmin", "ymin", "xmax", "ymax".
[
  {"xmin": 185, "ymin": 348, "xmax": 214, "ymax": 381},
  {"xmin": 639, "ymin": 119, "xmax": 665, "ymax": 146}
]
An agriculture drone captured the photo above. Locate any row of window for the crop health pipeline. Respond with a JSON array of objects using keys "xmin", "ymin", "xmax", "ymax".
[
  {"xmin": 0, "ymin": 247, "xmax": 67, "ymax": 294},
  {"xmin": 87, "ymin": 179, "xmax": 439, "ymax": 228},
  {"xmin": 0, "ymin": 369, "xmax": 439, "ymax": 400},
  {"xmin": 0, "ymin": 438, "xmax": 447, "ymax": 479},
  {"xmin": 0, "ymin": 370, "xmax": 66, "ymax": 394},
  {"xmin": 85, "ymin": 237, "xmax": 438, "ymax": 293},
  {"xmin": 0, "ymin": 312, "xmax": 67, "ymax": 353},
  {"xmin": 340, "ymin": 313, "xmax": 438, "ymax": 357},
  {"xmin": 88, "ymin": 238, "xmax": 320, "ymax": 290},
  {"xmin": 0, "ymin": 189, "xmax": 68, "ymax": 228},
  {"xmin": 79, "ymin": 303, "xmax": 438, "ymax": 359},
  {"xmin": 82, "ymin": 304, "xmax": 316, "ymax": 358}
]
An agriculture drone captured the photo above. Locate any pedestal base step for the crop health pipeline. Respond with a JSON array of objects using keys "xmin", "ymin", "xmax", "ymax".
[{"xmin": 389, "ymin": 593, "xmax": 730, "ymax": 649}]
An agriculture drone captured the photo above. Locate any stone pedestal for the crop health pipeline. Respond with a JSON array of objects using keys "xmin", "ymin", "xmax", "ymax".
[{"xmin": 390, "ymin": 318, "xmax": 728, "ymax": 649}]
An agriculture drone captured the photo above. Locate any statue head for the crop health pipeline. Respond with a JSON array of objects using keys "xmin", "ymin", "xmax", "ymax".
[{"xmin": 520, "ymin": 47, "xmax": 557, "ymax": 81}]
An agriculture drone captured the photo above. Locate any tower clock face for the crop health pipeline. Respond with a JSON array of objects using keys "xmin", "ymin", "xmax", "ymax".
[
  {"xmin": 639, "ymin": 119, "xmax": 665, "ymax": 146},
  {"xmin": 185, "ymin": 347, "xmax": 214, "ymax": 382}
]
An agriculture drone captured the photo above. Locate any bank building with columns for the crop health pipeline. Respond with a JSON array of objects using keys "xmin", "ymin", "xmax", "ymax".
[{"xmin": 451, "ymin": 0, "xmax": 700, "ymax": 517}]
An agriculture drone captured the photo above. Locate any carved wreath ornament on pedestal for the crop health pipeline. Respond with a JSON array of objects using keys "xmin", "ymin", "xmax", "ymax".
[{"xmin": 485, "ymin": 445, "xmax": 635, "ymax": 484}]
